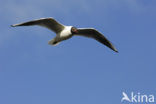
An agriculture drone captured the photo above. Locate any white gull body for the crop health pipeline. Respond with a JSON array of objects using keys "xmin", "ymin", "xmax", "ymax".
[{"xmin": 48, "ymin": 26, "xmax": 73, "ymax": 45}]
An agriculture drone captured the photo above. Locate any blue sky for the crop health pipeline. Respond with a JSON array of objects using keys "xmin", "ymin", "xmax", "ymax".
[{"xmin": 0, "ymin": 0, "xmax": 156, "ymax": 104}]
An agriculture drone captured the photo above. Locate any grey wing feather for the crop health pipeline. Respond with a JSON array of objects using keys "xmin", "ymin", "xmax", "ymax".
[
  {"xmin": 75, "ymin": 28, "xmax": 118, "ymax": 52},
  {"xmin": 11, "ymin": 17, "xmax": 65, "ymax": 34}
]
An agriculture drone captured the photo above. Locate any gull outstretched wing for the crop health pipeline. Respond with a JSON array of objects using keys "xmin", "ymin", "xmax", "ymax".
[
  {"xmin": 75, "ymin": 28, "xmax": 118, "ymax": 52},
  {"xmin": 11, "ymin": 17, "xmax": 65, "ymax": 34}
]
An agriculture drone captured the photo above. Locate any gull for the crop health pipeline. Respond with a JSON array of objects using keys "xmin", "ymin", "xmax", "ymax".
[{"xmin": 11, "ymin": 17, "xmax": 118, "ymax": 52}]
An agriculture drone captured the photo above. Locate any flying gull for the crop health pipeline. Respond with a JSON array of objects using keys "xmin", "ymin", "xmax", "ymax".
[{"xmin": 11, "ymin": 17, "xmax": 118, "ymax": 52}]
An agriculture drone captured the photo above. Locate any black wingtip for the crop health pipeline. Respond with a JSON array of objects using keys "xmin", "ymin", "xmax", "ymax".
[
  {"xmin": 111, "ymin": 47, "xmax": 118, "ymax": 53},
  {"xmin": 11, "ymin": 24, "xmax": 16, "ymax": 27},
  {"xmin": 115, "ymin": 50, "xmax": 119, "ymax": 53},
  {"xmin": 11, "ymin": 24, "xmax": 21, "ymax": 27},
  {"xmin": 113, "ymin": 48, "xmax": 119, "ymax": 53}
]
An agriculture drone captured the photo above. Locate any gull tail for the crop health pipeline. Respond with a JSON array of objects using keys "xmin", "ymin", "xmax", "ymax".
[{"xmin": 48, "ymin": 38, "xmax": 60, "ymax": 46}]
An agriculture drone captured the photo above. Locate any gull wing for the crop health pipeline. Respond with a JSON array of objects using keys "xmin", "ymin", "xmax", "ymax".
[
  {"xmin": 11, "ymin": 17, "xmax": 65, "ymax": 34},
  {"xmin": 75, "ymin": 28, "xmax": 118, "ymax": 52}
]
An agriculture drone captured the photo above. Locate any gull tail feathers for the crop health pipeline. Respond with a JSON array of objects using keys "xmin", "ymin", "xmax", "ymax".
[{"xmin": 48, "ymin": 39, "xmax": 60, "ymax": 46}]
